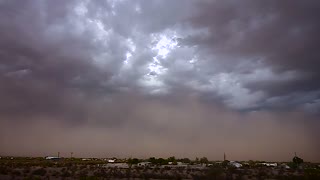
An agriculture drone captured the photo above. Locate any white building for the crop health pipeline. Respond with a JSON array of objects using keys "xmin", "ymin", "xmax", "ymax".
[
  {"xmin": 229, "ymin": 161, "xmax": 243, "ymax": 168},
  {"xmin": 262, "ymin": 162, "xmax": 277, "ymax": 167},
  {"xmin": 108, "ymin": 159, "xmax": 116, "ymax": 163},
  {"xmin": 45, "ymin": 156, "xmax": 60, "ymax": 160},
  {"xmin": 280, "ymin": 163, "xmax": 290, "ymax": 169}
]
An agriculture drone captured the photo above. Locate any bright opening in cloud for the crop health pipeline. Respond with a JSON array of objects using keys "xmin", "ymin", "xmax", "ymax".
[{"xmin": 152, "ymin": 34, "xmax": 178, "ymax": 58}]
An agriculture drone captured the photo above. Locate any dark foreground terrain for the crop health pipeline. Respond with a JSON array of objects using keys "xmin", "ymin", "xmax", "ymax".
[{"xmin": 0, "ymin": 157, "xmax": 319, "ymax": 179}]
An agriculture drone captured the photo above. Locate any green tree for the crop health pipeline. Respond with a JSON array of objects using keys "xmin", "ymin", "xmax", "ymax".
[
  {"xmin": 168, "ymin": 156, "xmax": 176, "ymax": 163},
  {"xmin": 148, "ymin": 157, "xmax": 156, "ymax": 164},
  {"xmin": 293, "ymin": 156, "xmax": 303, "ymax": 165},
  {"xmin": 248, "ymin": 160, "xmax": 255, "ymax": 167},
  {"xmin": 195, "ymin": 157, "xmax": 199, "ymax": 163},
  {"xmin": 127, "ymin": 158, "xmax": 139, "ymax": 165},
  {"xmin": 181, "ymin": 158, "xmax": 191, "ymax": 164},
  {"xmin": 156, "ymin": 158, "xmax": 168, "ymax": 165},
  {"xmin": 200, "ymin": 157, "xmax": 209, "ymax": 164},
  {"xmin": 222, "ymin": 160, "xmax": 230, "ymax": 168}
]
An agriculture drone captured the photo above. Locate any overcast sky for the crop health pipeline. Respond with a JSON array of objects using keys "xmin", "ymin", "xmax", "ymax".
[{"xmin": 0, "ymin": 0, "xmax": 320, "ymax": 162}]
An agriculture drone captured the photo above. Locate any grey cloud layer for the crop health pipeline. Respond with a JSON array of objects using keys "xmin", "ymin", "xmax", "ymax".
[
  {"xmin": 0, "ymin": 0, "xmax": 320, "ymax": 160},
  {"xmin": 182, "ymin": 0, "xmax": 320, "ymax": 110},
  {"xmin": 1, "ymin": 0, "xmax": 319, "ymax": 113}
]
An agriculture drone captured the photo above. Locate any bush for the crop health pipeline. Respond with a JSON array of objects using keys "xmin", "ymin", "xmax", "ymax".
[
  {"xmin": 52, "ymin": 170, "xmax": 60, "ymax": 177},
  {"xmin": 80, "ymin": 176, "xmax": 99, "ymax": 180},
  {"xmin": 61, "ymin": 171, "xmax": 71, "ymax": 177},
  {"xmin": 206, "ymin": 167, "xmax": 224, "ymax": 179},
  {"xmin": 12, "ymin": 170, "xmax": 21, "ymax": 176},
  {"xmin": 0, "ymin": 166, "xmax": 9, "ymax": 175},
  {"xmin": 23, "ymin": 167, "xmax": 30, "ymax": 174},
  {"xmin": 79, "ymin": 169, "xmax": 89, "ymax": 177},
  {"xmin": 32, "ymin": 168, "xmax": 47, "ymax": 176},
  {"xmin": 24, "ymin": 176, "xmax": 41, "ymax": 180}
]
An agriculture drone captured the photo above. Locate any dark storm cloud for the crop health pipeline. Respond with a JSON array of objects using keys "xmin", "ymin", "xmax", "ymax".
[
  {"xmin": 0, "ymin": 0, "xmax": 320, "ymax": 160},
  {"xmin": 181, "ymin": 0, "xmax": 320, "ymax": 109},
  {"xmin": 0, "ymin": 0, "xmax": 132, "ymax": 124}
]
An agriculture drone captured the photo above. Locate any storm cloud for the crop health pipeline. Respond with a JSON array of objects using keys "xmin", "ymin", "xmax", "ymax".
[{"xmin": 0, "ymin": 0, "xmax": 319, "ymax": 161}]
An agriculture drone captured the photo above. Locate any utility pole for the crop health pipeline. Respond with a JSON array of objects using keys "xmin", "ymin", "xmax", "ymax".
[
  {"xmin": 58, "ymin": 152, "xmax": 60, "ymax": 158},
  {"xmin": 224, "ymin": 152, "xmax": 226, "ymax": 161}
]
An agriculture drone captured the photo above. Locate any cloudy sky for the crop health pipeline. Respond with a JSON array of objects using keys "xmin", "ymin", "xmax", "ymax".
[{"xmin": 0, "ymin": 0, "xmax": 320, "ymax": 162}]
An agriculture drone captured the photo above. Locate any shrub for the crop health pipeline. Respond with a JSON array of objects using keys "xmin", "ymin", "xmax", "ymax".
[
  {"xmin": 61, "ymin": 171, "xmax": 71, "ymax": 177},
  {"xmin": 0, "ymin": 166, "xmax": 9, "ymax": 175},
  {"xmin": 23, "ymin": 167, "xmax": 30, "ymax": 174},
  {"xmin": 12, "ymin": 170, "xmax": 22, "ymax": 176},
  {"xmin": 206, "ymin": 167, "xmax": 224, "ymax": 179},
  {"xmin": 32, "ymin": 168, "xmax": 46, "ymax": 176},
  {"xmin": 52, "ymin": 170, "xmax": 60, "ymax": 177}
]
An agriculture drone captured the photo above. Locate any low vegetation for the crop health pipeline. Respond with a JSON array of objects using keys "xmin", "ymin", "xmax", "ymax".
[{"xmin": 0, "ymin": 155, "xmax": 319, "ymax": 179}]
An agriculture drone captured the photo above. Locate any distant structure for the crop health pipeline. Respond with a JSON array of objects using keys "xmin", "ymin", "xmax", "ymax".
[
  {"xmin": 70, "ymin": 152, "xmax": 74, "ymax": 158},
  {"xmin": 229, "ymin": 161, "xmax": 242, "ymax": 168},
  {"xmin": 224, "ymin": 152, "xmax": 226, "ymax": 161},
  {"xmin": 45, "ymin": 156, "xmax": 60, "ymax": 160},
  {"xmin": 138, "ymin": 162, "xmax": 151, "ymax": 166},
  {"xmin": 261, "ymin": 162, "xmax": 278, "ymax": 167},
  {"xmin": 108, "ymin": 159, "xmax": 116, "ymax": 163},
  {"xmin": 58, "ymin": 152, "xmax": 60, "ymax": 158}
]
